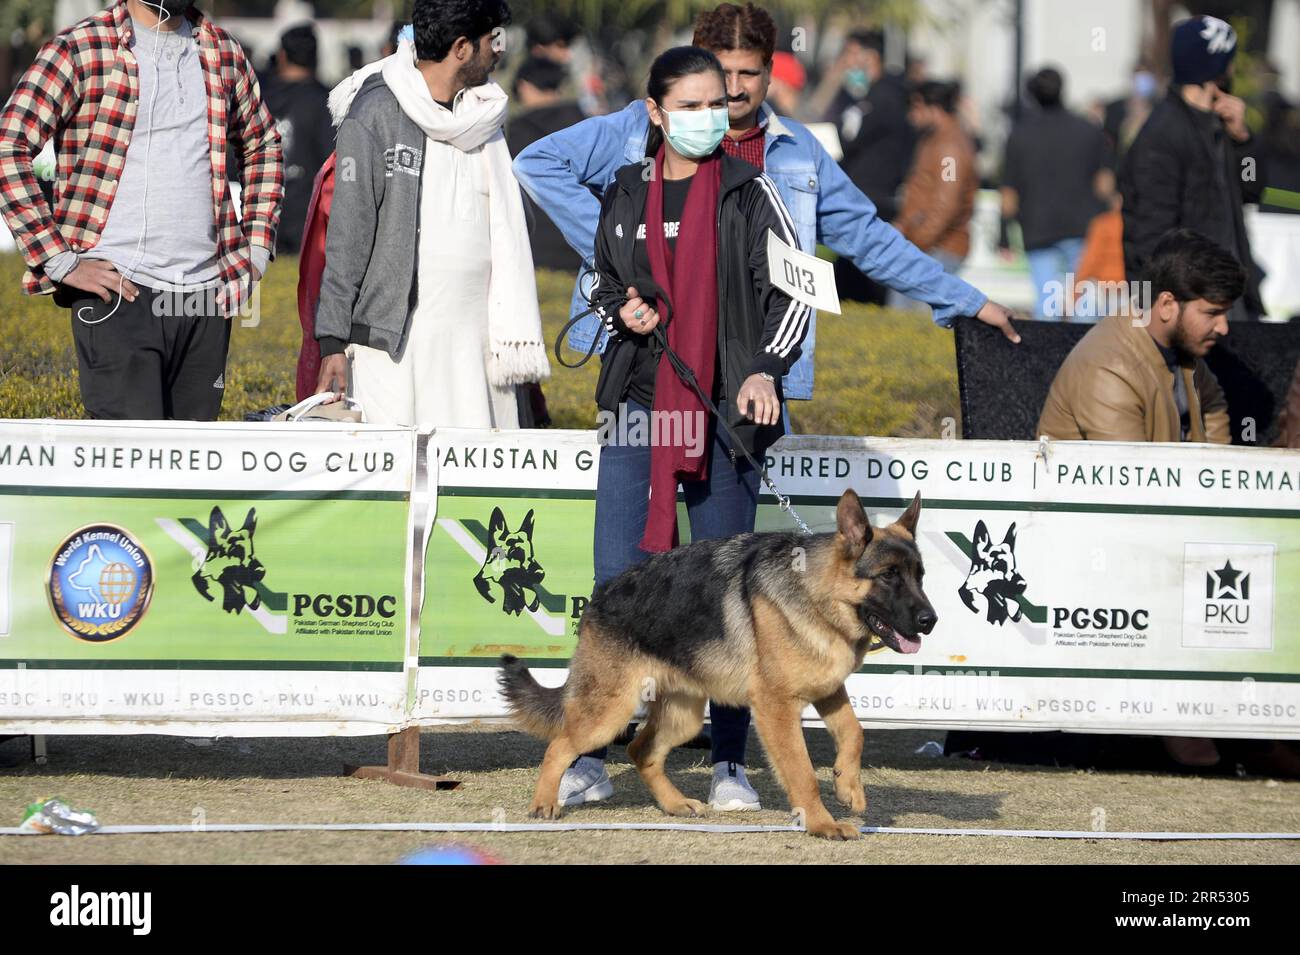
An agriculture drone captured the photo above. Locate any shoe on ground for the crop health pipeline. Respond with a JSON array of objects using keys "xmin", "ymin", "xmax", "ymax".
[
  {"xmin": 708, "ymin": 761, "xmax": 760, "ymax": 811},
  {"xmin": 558, "ymin": 755, "xmax": 614, "ymax": 807}
]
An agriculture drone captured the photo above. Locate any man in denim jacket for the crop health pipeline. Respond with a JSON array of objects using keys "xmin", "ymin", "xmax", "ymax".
[{"xmin": 514, "ymin": 2, "xmax": 1020, "ymax": 406}]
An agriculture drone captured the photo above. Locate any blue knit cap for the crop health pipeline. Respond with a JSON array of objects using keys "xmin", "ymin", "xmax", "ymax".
[{"xmin": 1171, "ymin": 16, "xmax": 1237, "ymax": 86}]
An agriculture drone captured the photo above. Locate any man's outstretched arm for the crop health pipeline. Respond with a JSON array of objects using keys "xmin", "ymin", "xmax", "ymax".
[{"xmin": 812, "ymin": 136, "xmax": 1021, "ymax": 343}]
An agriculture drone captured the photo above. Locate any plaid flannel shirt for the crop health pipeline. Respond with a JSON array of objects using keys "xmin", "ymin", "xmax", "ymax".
[{"xmin": 0, "ymin": 1, "xmax": 283, "ymax": 295}]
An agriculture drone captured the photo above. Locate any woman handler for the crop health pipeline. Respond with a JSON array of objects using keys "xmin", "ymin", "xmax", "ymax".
[{"xmin": 559, "ymin": 46, "xmax": 810, "ymax": 812}]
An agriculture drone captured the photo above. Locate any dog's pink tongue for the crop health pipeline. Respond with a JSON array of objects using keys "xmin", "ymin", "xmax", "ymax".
[{"xmin": 894, "ymin": 629, "xmax": 922, "ymax": 655}]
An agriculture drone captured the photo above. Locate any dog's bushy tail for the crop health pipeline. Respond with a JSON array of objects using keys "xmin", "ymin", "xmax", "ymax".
[{"xmin": 497, "ymin": 654, "xmax": 565, "ymax": 740}]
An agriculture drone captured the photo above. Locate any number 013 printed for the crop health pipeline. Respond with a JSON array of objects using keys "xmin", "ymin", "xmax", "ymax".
[{"xmin": 766, "ymin": 230, "xmax": 841, "ymax": 314}]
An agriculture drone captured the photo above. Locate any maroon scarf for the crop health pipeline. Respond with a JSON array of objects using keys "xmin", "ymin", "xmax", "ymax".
[{"xmin": 641, "ymin": 146, "xmax": 722, "ymax": 553}]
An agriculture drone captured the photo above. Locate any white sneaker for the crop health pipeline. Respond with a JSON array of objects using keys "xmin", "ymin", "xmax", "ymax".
[
  {"xmin": 708, "ymin": 761, "xmax": 761, "ymax": 811},
  {"xmin": 558, "ymin": 756, "xmax": 614, "ymax": 807}
]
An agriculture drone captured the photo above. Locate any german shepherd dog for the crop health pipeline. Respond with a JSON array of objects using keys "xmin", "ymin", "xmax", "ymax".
[
  {"xmin": 498, "ymin": 489, "xmax": 936, "ymax": 840},
  {"xmin": 957, "ymin": 520, "xmax": 1025, "ymax": 625},
  {"xmin": 191, "ymin": 506, "xmax": 265, "ymax": 614},
  {"xmin": 473, "ymin": 507, "xmax": 545, "ymax": 616}
]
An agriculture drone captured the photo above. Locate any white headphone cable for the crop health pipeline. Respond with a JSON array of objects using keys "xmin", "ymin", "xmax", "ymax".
[{"xmin": 77, "ymin": 1, "xmax": 169, "ymax": 325}]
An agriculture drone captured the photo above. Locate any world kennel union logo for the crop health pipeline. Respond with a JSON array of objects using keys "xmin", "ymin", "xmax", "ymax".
[{"xmin": 47, "ymin": 524, "xmax": 155, "ymax": 642}]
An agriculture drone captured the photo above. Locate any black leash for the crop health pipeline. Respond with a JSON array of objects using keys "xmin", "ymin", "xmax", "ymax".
[
  {"xmin": 554, "ymin": 274, "xmax": 813, "ymax": 536},
  {"xmin": 553, "ymin": 303, "xmax": 606, "ymax": 369}
]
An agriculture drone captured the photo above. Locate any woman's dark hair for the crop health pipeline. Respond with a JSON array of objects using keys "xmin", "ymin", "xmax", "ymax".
[
  {"xmin": 412, "ymin": 0, "xmax": 511, "ymax": 63},
  {"xmin": 1148, "ymin": 228, "xmax": 1246, "ymax": 306},
  {"xmin": 644, "ymin": 46, "xmax": 726, "ymax": 156}
]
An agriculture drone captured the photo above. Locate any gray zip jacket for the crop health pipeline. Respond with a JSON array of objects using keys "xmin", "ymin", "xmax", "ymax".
[{"xmin": 316, "ymin": 74, "xmax": 425, "ymax": 358}]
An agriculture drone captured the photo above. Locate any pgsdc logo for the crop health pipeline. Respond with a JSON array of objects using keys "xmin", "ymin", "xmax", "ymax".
[{"xmin": 47, "ymin": 524, "xmax": 154, "ymax": 642}]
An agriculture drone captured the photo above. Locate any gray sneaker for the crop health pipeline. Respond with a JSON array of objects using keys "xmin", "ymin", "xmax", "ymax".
[
  {"xmin": 558, "ymin": 756, "xmax": 614, "ymax": 807},
  {"xmin": 708, "ymin": 761, "xmax": 760, "ymax": 811}
]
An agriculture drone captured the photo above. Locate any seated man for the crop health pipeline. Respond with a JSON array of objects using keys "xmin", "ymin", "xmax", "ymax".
[
  {"xmin": 1038, "ymin": 227, "xmax": 1240, "ymax": 768},
  {"xmin": 1037, "ymin": 228, "xmax": 1238, "ymax": 445}
]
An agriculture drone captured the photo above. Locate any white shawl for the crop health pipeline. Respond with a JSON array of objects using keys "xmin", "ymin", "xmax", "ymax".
[{"xmin": 363, "ymin": 42, "xmax": 550, "ymax": 387}]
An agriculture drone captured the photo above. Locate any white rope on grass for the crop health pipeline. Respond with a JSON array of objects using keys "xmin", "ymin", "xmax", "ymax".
[{"xmin": 2, "ymin": 821, "xmax": 1298, "ymax": 840}]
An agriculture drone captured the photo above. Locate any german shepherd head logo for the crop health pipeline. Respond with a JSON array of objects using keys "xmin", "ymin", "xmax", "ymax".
[
  {"xmin": 958, "ymin": 520, "xmax": 1026, "ymax": 625},
  {"xmin": 192, "ymin": 506, "xmax": 266, "ymax": 615},
  {"xmin": 474, "ymin": 507, "xmax": 545, "ymax": 616}
]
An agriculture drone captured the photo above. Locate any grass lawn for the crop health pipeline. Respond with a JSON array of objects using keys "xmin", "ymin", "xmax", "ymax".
[{"xmin": 0, "ymin": 253, "xmax": 959, "ymax": 435}]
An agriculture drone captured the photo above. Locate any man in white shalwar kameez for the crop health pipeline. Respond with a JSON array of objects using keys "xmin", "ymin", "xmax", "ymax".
[{"xmin": 314, "ymin": 0, "xmax": 549, "ymax": 427}]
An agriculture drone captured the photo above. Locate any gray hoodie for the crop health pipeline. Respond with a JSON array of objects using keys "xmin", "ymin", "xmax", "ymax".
[{"xmin": 315, "ymin": 74, "xmax": 425, "ymax": 358}]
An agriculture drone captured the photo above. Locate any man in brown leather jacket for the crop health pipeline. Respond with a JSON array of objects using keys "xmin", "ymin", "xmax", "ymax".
[
  {"xmin": 1038, "ymin": 229, "xmax": 1240, "ymax": 445},
  {"xmin": 1039, "ymin": 228, "xmax": 1249, "ymax": 770},
  {"xmin": 889, "ymin": 80, "xmax": 976, "ymax": 309}
]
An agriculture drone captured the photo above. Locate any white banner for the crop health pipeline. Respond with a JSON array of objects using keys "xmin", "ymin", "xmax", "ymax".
[{"xmin": 1, "ymin": 421, "xmax": 1296, "ymax": 738}]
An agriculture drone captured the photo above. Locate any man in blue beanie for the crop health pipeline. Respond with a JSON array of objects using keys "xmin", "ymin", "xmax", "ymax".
[{"xmin": 1119, "ymin": 15, "xmax": 1265, "ymax": 320}]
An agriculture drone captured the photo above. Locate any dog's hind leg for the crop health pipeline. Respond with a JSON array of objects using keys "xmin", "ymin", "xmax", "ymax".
[
  {"xmin": 813, "ymin": 685, "xmax": 867, "ymax": 814},
  {"xmin": 628, "ymin": 693, "xmax": 708, "ymax": 817},
  {"xmin": 528, "ymin": 641, "xmax": 643, "ymax": 819}
]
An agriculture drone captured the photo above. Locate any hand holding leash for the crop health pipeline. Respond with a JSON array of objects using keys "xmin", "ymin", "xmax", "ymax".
[
  {"xmin": 620, "ymin": 286, "xmax": 660, "ymax": 334},
  {"xmin": 736, "ymin": 373, "xmax": 780, "ymax": 426}
]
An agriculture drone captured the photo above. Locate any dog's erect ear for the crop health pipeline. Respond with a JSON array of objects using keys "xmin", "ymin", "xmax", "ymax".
[
  {"xmin": 242, "ymin": 508, "xmax": 257, "ymax": 536},
  {"xmin": 896, "ymin": 491, "xmax": 922, "ymax": 537},
  {"xmin": 972, "ymin": 520, "xmax": 990, "ymax": 555},
  {"xmin": 1002, "ymin": 522, "xmax": 1017, "ymax": 550},
  {"xmin": 520, "ymin": 509, "xmax": 535, "ymax": 538},
  {"xmin": 836, "ymin": 489, "xmax": 872, "ymax": 559},
  {"xmin": 209, "ymin": 506, "xmax": 229, "ymax": 543},
  {"xmin": 488, "ymin": 507, "xmax": 506, "ymax": 542}
]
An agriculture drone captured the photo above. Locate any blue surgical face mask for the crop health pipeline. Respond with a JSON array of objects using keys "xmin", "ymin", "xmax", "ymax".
[
  {"xmin": 844, "ymin": 68, "xmax": 870, "ymax": 97},
  {"xmin": 1133, "ymin": 70, "xmax": 1157, "ymax": 100},
  {"xmin": 661, "ymin": 106, "xmax": 729, "ymax": 158}
]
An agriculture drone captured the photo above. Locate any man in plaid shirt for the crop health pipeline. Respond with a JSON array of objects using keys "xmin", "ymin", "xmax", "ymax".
[{"xmin": 0, "ymin": 0, "xmax": 282, "ymax": 420}]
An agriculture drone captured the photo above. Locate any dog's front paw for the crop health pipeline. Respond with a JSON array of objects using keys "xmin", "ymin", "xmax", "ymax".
[
  {"xmin": 807, "ymin": 818, "xmax": 861, "ymax": 841},
  {"xmin": 660, "ymin": 797, "xmax": 707, "ymax": 818},
  {"xmin": 834, "ymin": 774, "xmax": 867, "ymax": 814},
  {"xmin": 528, "ymin": 801, "xmax": 563, "ymax": 820}
]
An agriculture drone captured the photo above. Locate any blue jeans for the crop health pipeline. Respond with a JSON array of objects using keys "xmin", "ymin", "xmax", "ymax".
[
  {"xmin": 1026, "ymin": 237, "xmax": 1089, "ymax": 321},
  {"xmin": 587, "ymin": 399, "xmax": 761, "ymax": 764}
]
